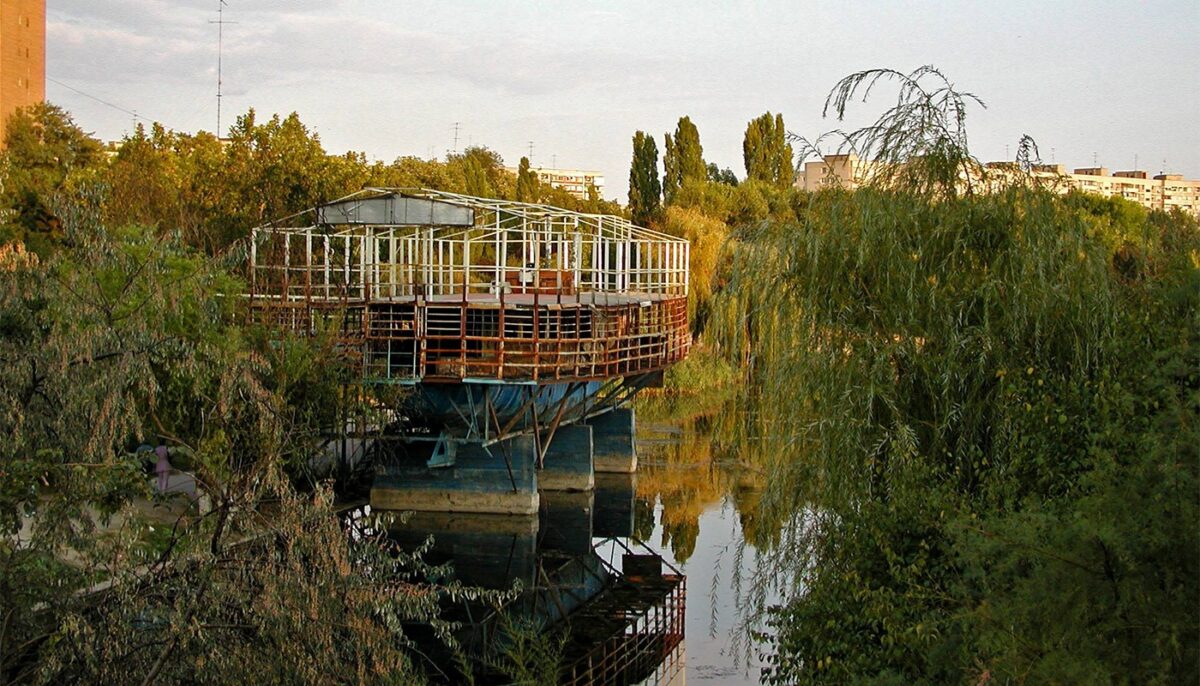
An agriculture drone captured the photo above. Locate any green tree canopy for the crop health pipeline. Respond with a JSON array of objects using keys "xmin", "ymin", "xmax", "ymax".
[
  {"xmin": 515, "ymin": 156, "xmax": 540, "ymax": 202},
  {"xmin": 628, "ymin": 130, "xmax": 661, "ymax": 226},
  {"xmin": 662, "ymin": 116, "xmax": 706, "ymax": 204},
  {"xmin": 742, "ymin": 111, "xmax": 794, "ymax": 188},
  {"xmin": 0, "ymin": 103, "xmax": 104, "ymax": 255},
  {"xmin": 707, "ymin": 162, "xmax": 738, "ymax": 186}
]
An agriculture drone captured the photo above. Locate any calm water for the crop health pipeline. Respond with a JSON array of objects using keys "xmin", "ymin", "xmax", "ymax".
[
  {"xmin": 634, "ymin": 403, "xmax": 782, "ymax": 684},
  {"xmin": 372, "ymin": 398, "xmax": 782, "ymax": 683}
]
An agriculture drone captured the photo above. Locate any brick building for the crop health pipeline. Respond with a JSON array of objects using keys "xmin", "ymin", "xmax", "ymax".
[{"xmin": 0, "ymin": 0, "xmax": 45, "ymax": 146}]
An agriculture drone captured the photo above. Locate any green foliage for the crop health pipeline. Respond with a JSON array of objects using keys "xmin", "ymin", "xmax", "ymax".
[
  {"xmin": 707, "ymin": 162, "xmax": 738, "ymax": 186},
  {"xmin": 662, "ymin": 116, "xmax": 706, "ymax": 204},
  {"xmin": 819, "ymin": 65, "xmax": 985, "ymax": 199},
  {"xmin": 447, "ymin": 146, "xmax": 513, "ymax": 199},
  {"xmin": 0, "ymin": 103, "xmax": 104, "ymax": 256},
  {"xmin": 0, "ymin": 198, "xmax": 459, "ymax": 684},
  {"xmin": 628, "ymin": 130, "xmax": 662, "ymax": 226},
  {"xmin": 478, "ymin": 614, "xmax": 567, "ymax": 686},
  {"xmin": 711, "ymin": 68, "xmax": 1200, "ymax": 684},
  {"xmin": 34, "ymin": 497, "xmax": 458, "ymax": 685},
  {"xmin": 743, "ymin": 112, "xmax": 794, "ymax": 189},
  {"xmin": 515, "ymin": 156, "xmax": 539, "ymax": 202},
  {"xmin": 654, "ymin": 341, "xmax": 738, "ymax": 396},
  {"xmin": 660, "ymin": 205, "xmax": 731, "ymax": 332}
]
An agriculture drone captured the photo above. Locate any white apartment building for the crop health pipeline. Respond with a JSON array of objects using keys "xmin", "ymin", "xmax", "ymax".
[
  {"xmin": 794, "ymin": 153, "xmax": 1200, "ymax": 218},
  {"xmin": 506, "ymin": 166, "xmax": 605, "ymax": 200}
]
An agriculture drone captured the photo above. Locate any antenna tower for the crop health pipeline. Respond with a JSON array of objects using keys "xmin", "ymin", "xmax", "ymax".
[{"xmin": 210, "ymin": 1, "xmax": 237, "ymax": 135}]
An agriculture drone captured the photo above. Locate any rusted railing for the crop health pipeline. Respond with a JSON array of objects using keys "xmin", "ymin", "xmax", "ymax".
[
  {"xmin": 559, "ymin": 548, "xmax": 687, "ymax": 686},
  {"xmin": 247, "ymin": 189, "xmax": 691, "ymax": 383}
]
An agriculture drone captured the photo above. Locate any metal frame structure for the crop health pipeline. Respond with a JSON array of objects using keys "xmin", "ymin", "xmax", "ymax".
[
  {"xmin": 559, "ymin": 538, "xmax": 687, "ymax": 685},
  {"xmin": 247, "ymin": 188, "xmax": 691, "ymax": 385}
]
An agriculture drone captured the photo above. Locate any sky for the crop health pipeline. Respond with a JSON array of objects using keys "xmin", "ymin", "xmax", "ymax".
[{"xmin": 48, "ymin": 0, "xmax": 1200, "ymax": 201}]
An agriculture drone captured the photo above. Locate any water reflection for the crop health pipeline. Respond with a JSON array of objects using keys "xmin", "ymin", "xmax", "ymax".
[
  {"xmin": 365, "ymin": 398, "xmax": 779, "ymax": 685},
  {"xmin": 379, "ymin": 469, "xmax": 685, "ymax": 685},
  {"xmin": 633, "ymin": 398, "xmax": 784, "ymax": 685}
]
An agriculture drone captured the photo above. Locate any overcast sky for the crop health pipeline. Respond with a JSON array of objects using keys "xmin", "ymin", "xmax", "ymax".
[{"xmin": 48, "ymin": 0, "xmax": 1199, "ymax": 201}]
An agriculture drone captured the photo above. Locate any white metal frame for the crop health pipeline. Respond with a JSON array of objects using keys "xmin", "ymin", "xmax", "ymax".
[{"xmin": 249, "ymin": 188, "xmax": 690, "ymax": 303}]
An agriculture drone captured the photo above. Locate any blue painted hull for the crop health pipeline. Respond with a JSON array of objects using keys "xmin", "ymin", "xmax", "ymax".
[{"xmin": 408, "ymin": 381, "xmax": 604, "ymax": 429}]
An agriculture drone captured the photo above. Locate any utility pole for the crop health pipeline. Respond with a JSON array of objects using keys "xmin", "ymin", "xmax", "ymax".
[
  {"xmin": 209, "ymin": 1, "xmax": 236, "ymax": 136},
  {"xmin": 527, "ymin": 140, "xmax": 534, "ymax": 163},
  {"xmin": 452, "ymin": 122, "xmax": 461, "ymax": 154}
]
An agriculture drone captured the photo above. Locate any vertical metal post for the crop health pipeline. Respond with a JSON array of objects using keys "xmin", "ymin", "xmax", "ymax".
[
  {"xmin": 389, "ymin": 233, "xmax": 397, "ymax": 297},
  {"xmin": 283, "ymin": 232, "xmax": 291, "ymax": 300},
  {"xmin": 249, "ymin": 227, "xmax": 257, "ymax": 290},
  {"xmin": 323, "ymin": 235, "xmax": 331, "ymax": 299}
]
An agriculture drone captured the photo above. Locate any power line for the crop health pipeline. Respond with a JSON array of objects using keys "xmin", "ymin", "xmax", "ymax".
[{"xmin": 47, "ymin": 76, "xmax": 154, "ymax": 125}]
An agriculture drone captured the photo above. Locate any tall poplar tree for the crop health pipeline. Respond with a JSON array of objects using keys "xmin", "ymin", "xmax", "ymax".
[
  {"xmin": 628, "ymin": 131, "xmax": 661, "ymax": 226},
  {"xmin": 662, "ymin": 133, "xmax": 679, "ymax": 204},
  {"xmin": 662, "ymin": 116, "xmax": 706, "ymax": 204},
  {"xmin": 515, "ymin": 156, "xmax": 539, "ymax": 202},
  {"xmin": 742, "ymin": 111, "xmax": 795, "ymax": 188}
]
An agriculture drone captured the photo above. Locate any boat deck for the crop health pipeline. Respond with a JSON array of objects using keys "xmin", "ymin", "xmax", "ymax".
[
  {"xmin": 247, "ymin": 189, "xmax": 691, "ymax": 384},
  {"xmin": 250, "ymin": 291, "xmax": 689, "ymax": 383}
]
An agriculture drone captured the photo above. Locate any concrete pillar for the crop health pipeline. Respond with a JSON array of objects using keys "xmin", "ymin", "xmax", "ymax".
[
  {"xmin": 371, "ymin": 436, "xmax": 539, "ymax": 515},
  {"xmin": 386, "ymin": 512, "xmax": 538, "ymax": 589},
  {"xmin": 591, "ymin": 407, "xmax": 637, "ymax": 473},
  {"xmin": 538, "ymin": 489, "xmax": 594, "ymax": 556},
  {"xmin": 594, "ymin": 471, "xmax": 636, "ymax": 538},
  {"xmin": 538, "ymin": 424, "xmax": 594, "ymax": 492}
]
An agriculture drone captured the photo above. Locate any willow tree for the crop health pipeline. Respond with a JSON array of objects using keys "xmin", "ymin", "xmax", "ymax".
[
  {"xmin": 713, "ymin": 67, "xmax": 1200, "ymax": 684},
  {"xmin": 0, "ymin": 196, "xmax": 477, "ymax": 684}
]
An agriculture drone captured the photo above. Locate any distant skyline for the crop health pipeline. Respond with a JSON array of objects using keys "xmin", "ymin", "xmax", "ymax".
[{"xmin": 48, "ymin": 0, "xmax": 1199, "ymax": 201}]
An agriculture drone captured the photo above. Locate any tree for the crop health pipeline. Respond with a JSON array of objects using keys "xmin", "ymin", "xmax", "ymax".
[
  {"xmin": 0, "ymin": 103, "xmax": 103, "ymax": 255},
  {"xmin": 714, "ymin": 68, "xmax": 1200, "ymax": 685},
  {"xmin": 0, "ymin": 200, "xmax": 468, "ymax": 684},
  {"xmin": 515, "ymin": 156, "xmax": 539, "ymax": 202},
  {"xmin": 219, "ymin": 110, "xmax": 357, "ymax": 247},
  {"xmin": 628, "ymin": 131, "xmax": 661, "ymax": 226},
  {"xmin": 448, "ymin": 146, "xmax": 511, "ymax": 198},
  {"xmin": 104, "ymin": 123, "xmax": 183, "ymax": 232},
  {"xmin": 662, "ymin": 133, "xmax": 678, "ymax": 205},
  {"xmin": 662, "ymin": 116, "xmax": 706, "ymax": 205},
  {"xmin": 742, "ymin": 112, "xmax": 794, "ymax": 188},
  {"xmin": 584, "ymin": 181, "xmax": 601, "ymax": 214},
  {"xmin": 707, "ymin": 163, "xmax": 738, "ymax": 186}
]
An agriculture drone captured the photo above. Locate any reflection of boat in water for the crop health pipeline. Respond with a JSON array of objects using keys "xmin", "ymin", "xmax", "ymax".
[{"xmin": 365, "ymin": 472, "xmax": 686, "ymax": 685}]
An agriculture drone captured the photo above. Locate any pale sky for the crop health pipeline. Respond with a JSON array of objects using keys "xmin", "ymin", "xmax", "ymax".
[{"xmin": 49, "ymin": 0, "xmax": 1199, "ymax": 201}]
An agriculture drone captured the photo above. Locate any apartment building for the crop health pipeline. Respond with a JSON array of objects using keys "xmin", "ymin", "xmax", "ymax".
[
  {"xmin": 796, "ymin": 153, "xmax": 880, "ymax": 192},
  {"xmin": 796, "ymin": 153, "xmax": 1200, "ymax": 217},
  {"xmin": 507, "ymin": 166, "xmax": 605, "ymax": 200}
]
